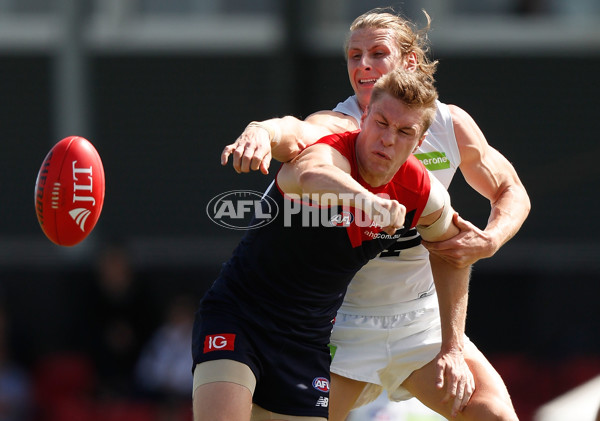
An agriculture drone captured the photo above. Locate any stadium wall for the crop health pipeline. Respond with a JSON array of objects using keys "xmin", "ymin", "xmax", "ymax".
[{"xmin": 1, "ymin": 52, "xmax": 599, "ymax": 360}]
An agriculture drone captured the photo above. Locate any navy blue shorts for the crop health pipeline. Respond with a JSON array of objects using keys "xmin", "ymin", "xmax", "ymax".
[{"xmin": 192, "ymin": 308, "xmax": 332, "ymax": 418}]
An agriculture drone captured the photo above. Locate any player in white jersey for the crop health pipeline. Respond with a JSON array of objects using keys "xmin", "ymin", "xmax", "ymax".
[
  {"xmin": 331, "ymin": 96, "xmax": 457, "ymax": 303},
  {"xmin": 328, "ymin": 95, "xmax": 468, "ymax": 416},
  {"xmin": 221, "ymin": 8, "xmax": 529, "ymax": 421}
]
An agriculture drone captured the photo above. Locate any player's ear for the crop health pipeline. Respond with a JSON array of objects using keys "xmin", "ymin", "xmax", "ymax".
[
  {"xmin": 404, "ymin": 52, "xmax": 418, "ymax": 72},
  {"xmin": 361, "ymin": 106, "xmax": 369, "ymax": 126},
  {"xmin": 414, "ymin": 131, "xmax": 427, "ymax": 152}
]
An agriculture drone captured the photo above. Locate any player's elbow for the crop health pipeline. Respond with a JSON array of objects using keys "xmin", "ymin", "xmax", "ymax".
[
  {"xmin": 499, "ymin": 183, "xmax": 532, "ymax": 222},
  {"xmin": 297, "ymin": 166, "xmax": 326, "ymax": 193},
  {"xmin": 272, "ymin": 144, "xmax": 301, "ymax": 163}
]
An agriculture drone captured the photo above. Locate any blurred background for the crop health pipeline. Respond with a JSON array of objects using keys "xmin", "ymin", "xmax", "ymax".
[{"xmin": 1, "ymin": 0, "xmax": 599, "ymax": 420}]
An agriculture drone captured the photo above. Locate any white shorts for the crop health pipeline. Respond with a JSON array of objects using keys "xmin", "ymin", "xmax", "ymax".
[{"xmin": 330, "ymin": 294, "xmax": 445, "ymax": 406}]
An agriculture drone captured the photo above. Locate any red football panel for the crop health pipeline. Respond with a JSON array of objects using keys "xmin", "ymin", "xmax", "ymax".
[
  {"xmin": 35, "ymin": 137, "xmax": 71, "ymax": 244},
  {"xmin": 35, "ymin": 136, "xmax": 105, "ymax": 246}
]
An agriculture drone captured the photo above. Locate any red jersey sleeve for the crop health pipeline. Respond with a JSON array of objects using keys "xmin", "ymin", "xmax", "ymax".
[{"xmin": 312, "ymin": 131, "xmax": 359, "ymax": 162}]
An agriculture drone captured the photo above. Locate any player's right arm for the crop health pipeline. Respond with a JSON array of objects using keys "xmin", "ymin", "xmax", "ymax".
[
  {"xmin": 221, "ymin": 111, "xmax": 358, "ymax": 174},
  {"xmin": 415, "ymin": 177, "xmax": 475, "ymax": 416},
  {"xmin": 277, "ymin": 143, "xmax": 406, "ymax": 234},
  {"xmin": 421, "ymin": 104, "xmax": 530, "ymax": 267}
]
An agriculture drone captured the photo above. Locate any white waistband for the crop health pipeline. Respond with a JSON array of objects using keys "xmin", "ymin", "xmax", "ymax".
[{"xmin": 337, "ymin": 292, "xmax": 439, "ymax": 317}]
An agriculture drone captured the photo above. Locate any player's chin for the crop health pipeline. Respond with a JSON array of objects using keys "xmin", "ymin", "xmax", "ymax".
[
  {"xmin": 356, "ymin": 87, "xmax": 373, "ymax": 102},
  {"xmin": 366, "ymin": 158, "xmax": 392, "ymax": 174}
]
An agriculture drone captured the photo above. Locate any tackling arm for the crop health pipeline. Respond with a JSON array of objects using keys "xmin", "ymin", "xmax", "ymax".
[
  {"xmin": 422, "ymin": 105, "xmax": 531, "ymax": 267},
  {"xmin": 221, "ymin": 111, "xmax": 358, "ymax": 174}
]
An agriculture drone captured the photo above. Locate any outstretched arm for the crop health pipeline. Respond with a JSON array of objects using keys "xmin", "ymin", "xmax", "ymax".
[
  {"xmin": 221, "ymin": 111, "xmax": 358, "ymax": 174},
  {"xmin": 422, "ymin": 105, "xmax": 531, "ymax": 268}
]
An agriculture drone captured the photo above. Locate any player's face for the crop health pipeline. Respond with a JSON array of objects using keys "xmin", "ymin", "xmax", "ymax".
[
  {"xmin": 347, "ymin": 28, "xmax": 402, "ymax": 112},
  {"xmin": 356, "ymin": 93, "xmax": 425, "ymax": 187}
]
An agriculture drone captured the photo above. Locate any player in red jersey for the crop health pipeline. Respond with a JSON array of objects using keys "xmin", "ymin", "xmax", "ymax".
[
  {"xmin": 192, "ymin": 68, "xmax": 469, "ymax": 421},
  {"xmin": 220, "ymin": 9, "xmax": 527, "ymax": 421}
]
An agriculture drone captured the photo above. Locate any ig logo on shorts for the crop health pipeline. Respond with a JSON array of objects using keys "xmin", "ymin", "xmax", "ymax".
[{"xmin": 206, "ymin": 190, "xmax": 278, "ymax": 230}]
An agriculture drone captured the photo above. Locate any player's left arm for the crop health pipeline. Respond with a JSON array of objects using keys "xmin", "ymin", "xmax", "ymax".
[
  {"xmin": 416, "ymin": 177, "xmax": 474, "ymax": 416},
  {"xmin": 422, "ymin": 105, "xmax": 531, "ymax": 268}
]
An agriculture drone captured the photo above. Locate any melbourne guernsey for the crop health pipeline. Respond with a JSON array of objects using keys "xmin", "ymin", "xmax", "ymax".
[{"xmin": 199, "ymin": 130, "xmax": 432, "ymax": 343}]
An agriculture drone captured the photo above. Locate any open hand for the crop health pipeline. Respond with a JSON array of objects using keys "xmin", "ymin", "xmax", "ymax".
[{"xmin": 221, "ymin": 125, "xmax": 273, "ymax": 174}]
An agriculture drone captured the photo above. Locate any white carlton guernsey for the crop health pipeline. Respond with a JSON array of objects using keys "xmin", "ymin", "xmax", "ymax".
[{"xmin": 333, "ymin": 96, "xmax": 461, "ymax": 315}]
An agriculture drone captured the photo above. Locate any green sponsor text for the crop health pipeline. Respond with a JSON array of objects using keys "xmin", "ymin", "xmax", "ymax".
[{"xmin": 414, "ymin": 151, "xmax": 450, "ymax": 171}]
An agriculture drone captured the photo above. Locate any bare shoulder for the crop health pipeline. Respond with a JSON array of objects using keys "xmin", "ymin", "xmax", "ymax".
[
  {"xmin": 446, "ymin": 104, "xmax": 490, "ymax": 164},
  {"xmin": 447, "ymin": 103, "xmax": 469, "ymax": 120},
  {"xmin": 447, "ymin": 104, "xmax": 479, "ymax": 139},
  {"xmin": 305, "ymin": 110, "xmax": 360, "ymax": 133}
]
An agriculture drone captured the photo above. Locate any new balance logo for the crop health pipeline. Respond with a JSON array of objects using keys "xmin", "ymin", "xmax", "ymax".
[
  {"xmin": 69, "ymin": 208, "xmax": 91, "ymax": 232},
  {"xmin": 315, "ymin": 397, "xmax": 329, "ymax": 407}
]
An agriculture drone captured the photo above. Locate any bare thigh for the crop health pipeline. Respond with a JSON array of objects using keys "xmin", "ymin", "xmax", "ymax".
[
  {"xmin": 193, "ymin": 381, "xmax": 253, "ymax": 421},
  {"xmin": 192, "ymin": 360, "xmax": 256, "ymax": 421},
  {"xmin": 402, "ymin": 342, "xmax": 518, "ymax": 421},
  {"xmin": 328, "ymin": 372, "xmax": 370, "ymax": 421}
]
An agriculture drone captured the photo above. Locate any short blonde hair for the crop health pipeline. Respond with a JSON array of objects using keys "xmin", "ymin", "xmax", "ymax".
[
  {"xmin": 345, "ymin": 8, "xmax": 438, "ymax": 80},
  {"xmin": 370, "ymin": 68, "xmax": 438, "ymax": 136}
]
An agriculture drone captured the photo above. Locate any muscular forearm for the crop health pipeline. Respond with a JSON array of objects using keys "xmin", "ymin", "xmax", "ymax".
[
  {"xmin": 258, "ymin": 116, "xmax": 308, "ymax": 163},
  {"xmin": 266, "ymin": 115, "xmax": 341, "ymax": 163},
  {"xmin": 429, "ymin": 253, "xmax": 470, "ymax": 351},
  {"xmin": 222, "ymin": 111, "xmax": 358, "ymax": 174},
  {"xmin": 484, "ymin": 183, "xmax": 531, "ymax": 254},
  {"xmin": 297, "ymin": 164, "xmax": 369, "ymax": 202}
]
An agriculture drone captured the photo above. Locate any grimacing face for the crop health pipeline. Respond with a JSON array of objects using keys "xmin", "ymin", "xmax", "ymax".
[
  {"xmin": 346, "ymin": 28, "xmax": 402, "ymax": 111},
  {"xmin": 356, "ymin": 92, "xmax": 426, "ymax": 187}
]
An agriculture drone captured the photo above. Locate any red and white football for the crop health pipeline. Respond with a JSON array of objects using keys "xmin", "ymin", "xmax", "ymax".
[{"xmin": 34, "ymin": 136, "xmax": 105, "ymax": 246}]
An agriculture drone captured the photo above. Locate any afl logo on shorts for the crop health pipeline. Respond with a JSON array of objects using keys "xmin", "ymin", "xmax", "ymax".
[
  {"xmin": 312, "ymin": 377, "xmax": 330, "ymax": 393},
  {"xmin": 329, "ymin": 211, "xmax": 354, "ymax": 227}
]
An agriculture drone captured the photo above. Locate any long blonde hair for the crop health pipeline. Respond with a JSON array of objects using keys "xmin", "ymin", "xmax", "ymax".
[{"xmin": 345, "ymin": 8, "xmax": 438, "ymax": 80}]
